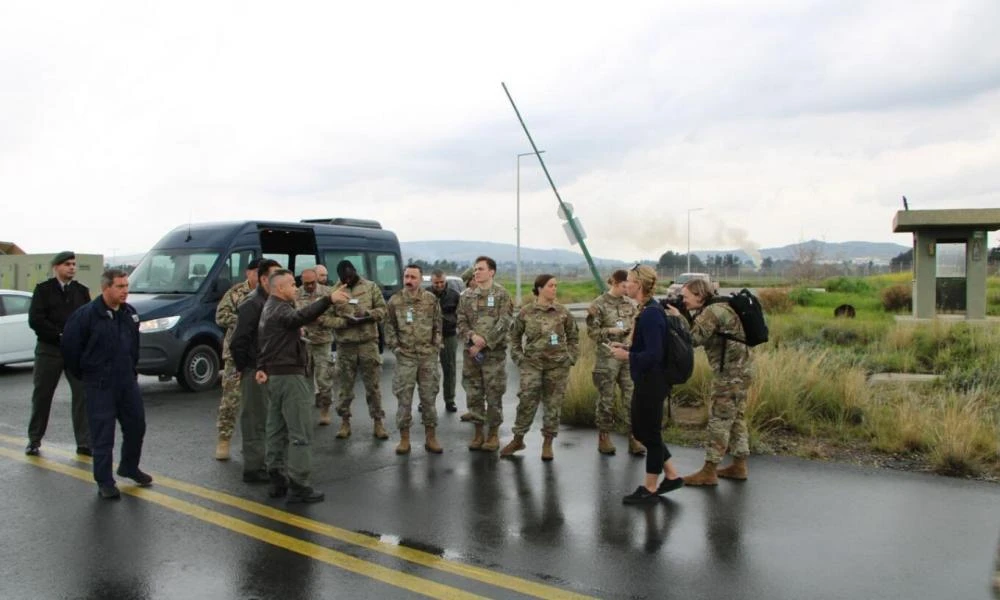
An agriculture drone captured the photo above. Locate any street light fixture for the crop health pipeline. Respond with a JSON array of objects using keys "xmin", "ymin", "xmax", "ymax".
[
  {"xmin": 687, "ymin": 207, "xmax": 703, "ymax": 273},
  {"xmin": 516, "ymin": 150, "xmax": 545, "ymax": 306}
]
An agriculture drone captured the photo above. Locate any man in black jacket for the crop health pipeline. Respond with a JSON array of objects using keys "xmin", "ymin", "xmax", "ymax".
[
  {"xmin": 26, "ymin": 251, "xmax": 91, "ymax": 456},
  {"xmin": 430, "ymin": 270, "xmax": 460, "ymax": 413},
  {"xmin": 229, "ymin": 259, "xmax": 281, "ymax": 484},
  {"xmin": 255, "ymin": 269, "xmax": 348, "ymax": 503}
]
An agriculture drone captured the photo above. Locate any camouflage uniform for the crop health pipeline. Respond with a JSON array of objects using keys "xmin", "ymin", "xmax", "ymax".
[
  {"xmin": 330, "ymin": 278, "xmax": 387, "ymax": 420},
  {"xmin": 683, "ymin": 302, "xmax": 752, "ymax": 464},
  {"xmin": 510, "ymin": 301, "xmax": 578, "ymax": 437},
  {"xmin": 586, "ymin": 292, "xmax": 637, "ymax": 432},
  {"xmin": 993, "ymin": 536, "xmax": 1000, "ymax": 599},
  {"xmin": 295, "ymin": 284, "xmax": 337, "ymax": 408},
  {"xmin": 215, "ymin": 280, "xmax": 253, "ymax": 440},
  {"xmin": 385, "ymin": 288, "xmax": 442, "ymax": 430},
  {"xmin": 457, "ymin": 282, "xmax": 514, "ymax": 428}
]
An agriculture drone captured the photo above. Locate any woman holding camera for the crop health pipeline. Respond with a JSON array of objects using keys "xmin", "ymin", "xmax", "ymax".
[
  {"xmin": 586, "ymin": 269, "xmax": 646, "ymax": 456},
  {"xmin": 665, "ymin": 278, "xmax": 752, "ymax": 485},
  {"xmin": 501, "ymin": 274, "xmax": 579, "ymax": 461},
  {"xmin": 609, "ymin": 265, "xmax": 683, "ymax": 504}
]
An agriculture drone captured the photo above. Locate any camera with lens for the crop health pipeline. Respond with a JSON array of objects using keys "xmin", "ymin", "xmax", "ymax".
[{"xmin": 659, "ymin": 296, "xmax": 691, "ymax": 321}]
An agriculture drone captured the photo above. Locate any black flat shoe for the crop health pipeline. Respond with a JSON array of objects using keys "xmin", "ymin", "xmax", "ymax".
[
  {"xmin": 116, "ymin": 467, "xmax": 153, "ymax": 487},
  {"xmin": 623, "ymin": 486, "xmax": 659, "ymax": 505},
  {"xmin": 25, "ymin": 442, "xmax": 40, "ymax": 456},
  {"xmin": 76, "ymin": 446, "xmax": 93, "ymax": 457},
  {"xmin": 656, "ymin": 477, "xmax": 684, "ymax": 495},
  {"xmin": 98, "ymin": 485, "xmax": 121, "ymax": 500}
]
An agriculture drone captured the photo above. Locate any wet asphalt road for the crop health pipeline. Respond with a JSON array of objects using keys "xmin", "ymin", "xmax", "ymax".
[{"xmin": 1, "ymin": 354, "xmax": 998, "ymax": 600}]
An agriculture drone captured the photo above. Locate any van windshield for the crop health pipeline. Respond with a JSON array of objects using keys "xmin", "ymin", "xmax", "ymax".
[{"xmin": 129, "ymin": 250, "xmax": 221, "ymax": 294}]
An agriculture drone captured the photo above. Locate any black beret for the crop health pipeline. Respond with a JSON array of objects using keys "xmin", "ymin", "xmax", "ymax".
[{"xmin": 51, "ymin": 251, "xmax": 76, "ymax": 266}]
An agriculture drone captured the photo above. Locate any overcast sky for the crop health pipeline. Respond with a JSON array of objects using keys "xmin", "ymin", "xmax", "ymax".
[{"xmin": 2, "ymin": 0, "xmax": 999, "ymax": 263}]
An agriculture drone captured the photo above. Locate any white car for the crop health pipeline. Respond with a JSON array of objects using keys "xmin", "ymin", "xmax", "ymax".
[
  {"xmin": 0, "ymin": 289, "xmax": 36, "ymax": 366},
  {"xmin": 665, "ymin": 273, "xmax": 719, "ymax": 299}
]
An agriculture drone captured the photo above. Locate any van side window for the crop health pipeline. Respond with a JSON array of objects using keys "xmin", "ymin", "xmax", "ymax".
[
  {"xmin": 294, "ymin": 255, "xmax": 317, "ymax": 275},
  {"xmin": 324, "ymin": 252, "xmax": 368, "ymax": 279},
  {"xmin": 263, "ymin": 254, "xmax": 289, "ymax": 269},
  {"xmin": 373, "ymin": 254, "xmax": 400, "ymax": 287},
  {"xmin": 229, "ymin": 250, "xmax": 256, "ymax": 280}
]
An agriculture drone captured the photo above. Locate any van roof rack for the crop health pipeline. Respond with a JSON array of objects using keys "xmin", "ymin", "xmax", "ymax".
[{"xmin": 301, "ymin": 218, "xmax": 383, "ymax": 229}]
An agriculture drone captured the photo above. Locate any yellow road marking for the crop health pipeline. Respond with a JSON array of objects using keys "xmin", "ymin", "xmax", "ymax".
[
  {"xmin": 0, "ymin": 447, "xmax": 485, "ymax": 600},
  {"xmin": 0, "ymin": 435, "xmax": 594, "ymax": 600}
]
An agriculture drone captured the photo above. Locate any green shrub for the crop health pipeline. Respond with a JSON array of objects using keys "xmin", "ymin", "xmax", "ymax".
[
  {"xmin": 880, "ymin": 284, "xmax": 912, "ymax": 312},
  {"xmin": 824, "ymin": 277, "xmax": 873, "ymax": 294},
  {"xmin": 789, "ymin": 287, "xmax": 817, "ymax": 306}
]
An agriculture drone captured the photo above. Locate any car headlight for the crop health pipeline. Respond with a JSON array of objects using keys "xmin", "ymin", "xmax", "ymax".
[{"xmin": 139, "ymin": 316, "xmax": 181, "ymax": 333}]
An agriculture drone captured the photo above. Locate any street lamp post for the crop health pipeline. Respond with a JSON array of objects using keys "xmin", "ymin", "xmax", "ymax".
[
  {"xmin": 686, "ymin": 207, "xmax": 703, "ymax": 273},
  {"xmin": 516, "ymin": 150, "xmax": 545, "ymax": 306}
]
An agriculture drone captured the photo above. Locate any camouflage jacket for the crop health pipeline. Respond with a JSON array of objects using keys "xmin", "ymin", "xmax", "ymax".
[
  {"xmin": 384, "ymin": 289, "xmax": 442, "ymax": 358},
  {"xmin": 215, "ymin": 280, "xmax": 253, "ymax": 361},
  {"xmin": 329, "ymin": 278, "xmax": 386, "ymax": 344},
  {"xmin": 295, "ymin": 284, "xmax": 337, "ymax": 344},
  {"xmin": 683, "ymin": 302, "xmax": 751, "ymax": 378},
  {"xmin": 586, "ymin": 292, "xmax": 637, "ymax": 360},
  {"xmin": 457, "ymin": 282, "xmax": 514, "ymax": 353},
  {"xmin": 510, "ymin": 301, "xmax": 578, "ymax": 369}
]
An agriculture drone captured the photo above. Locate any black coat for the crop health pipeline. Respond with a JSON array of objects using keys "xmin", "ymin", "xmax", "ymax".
[{"xmin": 28, "ymin": 278, "xmax": 91, "ymax": 346}]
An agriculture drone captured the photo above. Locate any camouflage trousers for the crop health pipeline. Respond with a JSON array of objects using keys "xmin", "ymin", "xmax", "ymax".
[
  {"xmin": 461, "ymin": 352, "xmax": 506, "ymax": 429},
  {"xmin": 513, "ymin": 363, "xmax": 569, "ymax": 438},
  {"xmin": 335, "ymin": 341, "xmax": 384, "ymax": 420},
  {"xmin": 393, "ymin": 353, "xmax": 440, "ymax": 430},
  {"xmin": 305, "ymin": 343, "xmax": 336, "ymax": 408},
  {"xmin": 705, "ymin": 377, "xmax": 750, "ymax": 463},
  {"xmin": 216, "ymin": 358, "xmax": 242, "ymax": 439},
  {"xmin": 592, "ymin": 357, "xmax": 633, "ymax": 432}
]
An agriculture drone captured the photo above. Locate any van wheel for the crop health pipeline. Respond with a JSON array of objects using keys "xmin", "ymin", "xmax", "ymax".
[{"xmin": 177, "ymin": 344, "xmax": 220, "ymax": 392}]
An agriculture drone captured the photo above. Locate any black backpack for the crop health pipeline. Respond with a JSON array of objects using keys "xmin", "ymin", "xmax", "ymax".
[
  {"xmin": 712, "ymin": 288, "xmax": 769, "ymax": 347},
  {"xmin": 662, "ymin": 313, "xmax": 695, "ymax": 385}
]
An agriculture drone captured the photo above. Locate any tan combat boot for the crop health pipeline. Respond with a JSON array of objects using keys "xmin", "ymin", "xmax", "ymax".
[
  {"xmin": 459, "ymin": 412, "xmax": 474, "ymax": 422},
  {"xmin": 215, "ymin": 437, "xmax": 231, "ymax": 461},
  {"xmin": 424, "ymin": 427, "xmax": 443, "ymax": 454},
  {"xmin": 336, "ymin": 417, "xmax": 351, "ymax": 439},
  {"xmin": 683, "ymin": 461, "xmax": 719, "ymax": 486},
  {"xmin": 717, "ymin": 456, "xmax": 749, "ymax": 480},
  {"xmin": 500, "ymin": 434, "xmax": 525, "ymax": 457},
  {"xmin": 468, "ymin": 424, "xmax": 485, "ymax": 451},
  {"xmin": 628, "ymin": 434, "xmax": 647, "ymax": 456},
  {"xmin": 395, "ymin": 428, "xmax": 411, "ymax": 455},
  {"xmin": 373, "ymin": 419, "xmax": 389, "ymax": 440},
  {"xmin": 480, "ymin": 426, "xmax": 500, "ymax": 452},
  {"xmin": 598, "ymin": 431, "xmax": 616, "ymax": 455},
  {"xmin": 318, "ymin": 406, "xmax": 332, "ymax": 426},
  {"xmin": 541, "ymin": 435, "xmax": 554, "ymax": 461}
]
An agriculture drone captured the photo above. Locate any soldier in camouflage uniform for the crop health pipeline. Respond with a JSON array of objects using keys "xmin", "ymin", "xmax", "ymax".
[
  {"xmin": 666, "ymin": 278, "xmax": 752, "ymax": 486},
  {"xmin": 501, "ymin": 275, "xmax": 578, "ymax": 461},
  {"xmin": 993, "ymin": 536, "xmax": 1000, "ymax": 599},
  {"xmin": 586, "ymin": 269, "xmax": 646, "ymax": 457},
  {"xmin": 295, "ymin": 268, "xmax": 338, "ymax": 425},
  {"xmin": 457, "ymin": 266, "xmax": 477, "ymax": 421},
  {"xmin": 329, "ymin": 260, "xmax": 389, "ymax": 440},
  {"xmin": 213, "ymin": 259, "xmax": 260, "ymax": 460},
  {"xmin": 457, "ymin": 256, "xmax": 514, "ymax": 452},
  {"xmin": 385, "ymin": 265, "xmax": 444, "ymax": 455}
]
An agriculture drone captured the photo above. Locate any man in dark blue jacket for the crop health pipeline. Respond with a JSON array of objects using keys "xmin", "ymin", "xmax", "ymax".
[{"xmin": 61, "ymin": 268, "xmax": 151, "ymax": 500}]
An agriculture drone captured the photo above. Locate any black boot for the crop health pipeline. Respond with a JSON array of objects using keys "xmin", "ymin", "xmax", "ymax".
[
  {"xmin": 288, "ymin": 480, "xmax": 325, "ymax": 504},
  {"xmin": 268, "ymin": 469, "xmax": 289, "ymax": 498}
]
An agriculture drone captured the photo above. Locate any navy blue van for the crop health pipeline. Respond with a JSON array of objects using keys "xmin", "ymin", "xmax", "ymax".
[{"xmin": 126, "ymin": 219, "xmax": 403, "ymax": 391}]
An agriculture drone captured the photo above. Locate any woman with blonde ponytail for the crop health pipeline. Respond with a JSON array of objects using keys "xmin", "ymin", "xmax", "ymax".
[{"xmin": 609, "ymin": 265, "xmax": 684, "ymax": 504}]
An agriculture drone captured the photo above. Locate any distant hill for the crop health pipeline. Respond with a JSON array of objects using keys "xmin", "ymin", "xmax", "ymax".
[
  {"xmin": 693, "ymin": 240, "xmax": 910, "ymax": 266},
  {"xmin": 402, "ymin": 239, "xmax": 910, "ymax": 268},
  {"xmin": 400, "ymin": 241, "xmax": 621, "ymax": 267}
]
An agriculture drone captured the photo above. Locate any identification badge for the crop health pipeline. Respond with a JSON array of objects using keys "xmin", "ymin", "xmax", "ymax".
[
  {"xmin": 616, "ymin": 320, "xmax": 624, "ymax": 330},
  {"xmin": 549, "ymin": 333, "xmax": 559, "ymax": 346},
  {"xmin": 405, "ymin": 308, "xmax": 414, "ymax": 323},
  {"xmin": 487, "ymin": 294, "xmax": 495, "ymax": 308},
  {"xmin": 348, "ymin": 298, "xmax": 359, "ymax": 305}
]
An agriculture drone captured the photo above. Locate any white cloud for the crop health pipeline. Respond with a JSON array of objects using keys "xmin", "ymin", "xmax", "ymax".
[{"xmin": 1, "ymin": 0, "xmax": 998, "ymax": 262}]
